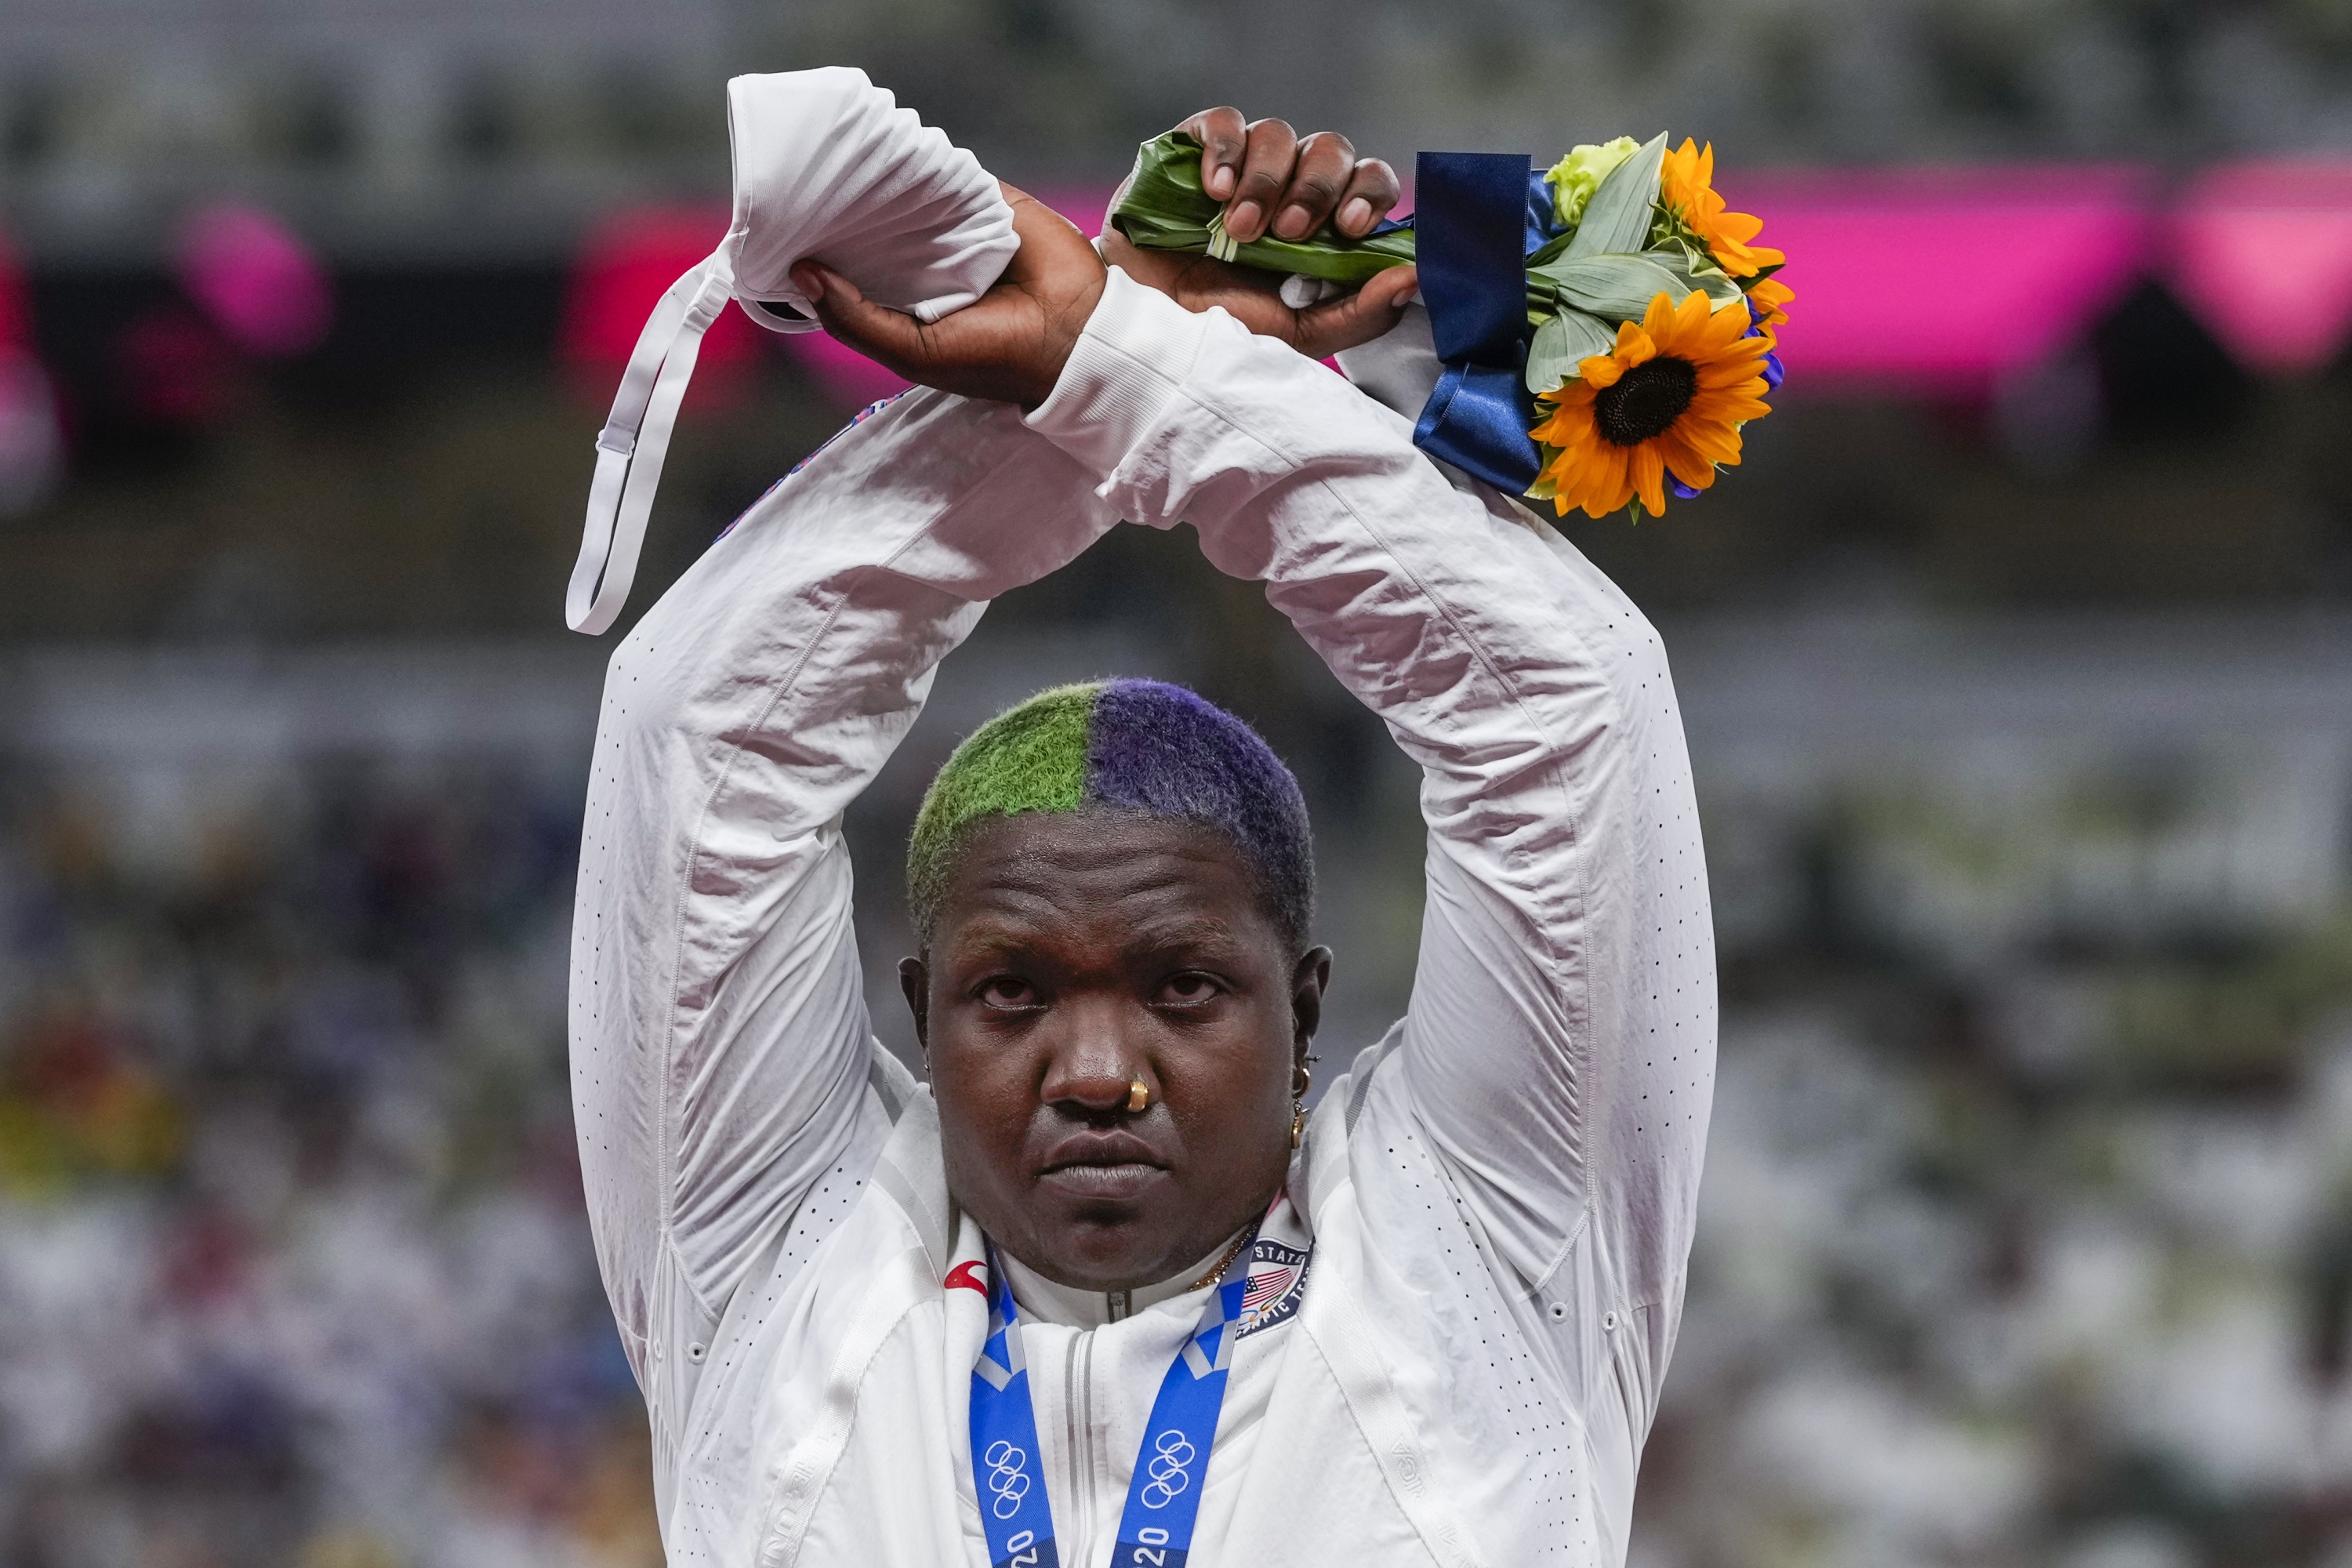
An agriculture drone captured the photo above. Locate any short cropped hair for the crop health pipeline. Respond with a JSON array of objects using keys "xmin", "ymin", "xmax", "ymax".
[{"xmin": 907, "ymin": 679, "xmax": 1315, "ymax": 954}]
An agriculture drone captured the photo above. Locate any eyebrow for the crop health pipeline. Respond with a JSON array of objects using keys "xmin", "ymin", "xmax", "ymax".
[{"xmin": 1118, "ymin": 911, "xmax": 1255, "ymax": 953}]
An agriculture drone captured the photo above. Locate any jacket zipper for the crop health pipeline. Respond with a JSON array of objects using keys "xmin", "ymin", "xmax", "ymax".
[{"xmin": 1062, "ymin": 1332, "xmax": 1096, "ymax": 1558}]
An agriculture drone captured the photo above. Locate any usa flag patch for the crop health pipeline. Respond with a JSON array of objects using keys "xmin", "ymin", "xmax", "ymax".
[{"xmin": 1236, "ymin": 1238, "xmax": 1310, "ymax": 1338}]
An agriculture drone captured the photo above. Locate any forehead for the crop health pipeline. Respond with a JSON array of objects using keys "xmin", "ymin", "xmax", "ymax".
[{"xmin": 932, "ymin": 811, "xmax": 1277, "ymax": 958}]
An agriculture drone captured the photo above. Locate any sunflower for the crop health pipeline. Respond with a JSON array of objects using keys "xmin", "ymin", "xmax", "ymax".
[
  {"xmin": 1530, "ymin": 289, "xmax": 1775, "ymax": 520},
  {"xmin": 1659, "ymin": 139, "xmax": 1783, "ymax": 279}
]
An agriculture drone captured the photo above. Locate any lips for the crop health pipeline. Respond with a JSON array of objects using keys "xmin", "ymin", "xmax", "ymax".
[
  {"xmin": 1038, "ymin": 1162, "xmax": 1167, "ymax": 1200},
  {"xmin": 1036, "ymin": 1130, "xmax": 1169, "ymax": 1201}
]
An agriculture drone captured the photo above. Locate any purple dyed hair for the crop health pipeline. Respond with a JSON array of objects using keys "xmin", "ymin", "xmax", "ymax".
[{"xmin": 906, "ymin": 678, "xmax": 1315, "ymax": 953}]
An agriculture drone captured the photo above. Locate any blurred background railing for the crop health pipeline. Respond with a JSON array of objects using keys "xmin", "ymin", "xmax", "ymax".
[{"xmin": 5, "ymin": 3, "xmax": 2352, "ymax": 1566}]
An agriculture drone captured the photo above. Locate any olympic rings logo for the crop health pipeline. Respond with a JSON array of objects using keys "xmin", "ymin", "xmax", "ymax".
[
  {"xmin": 983, "ymin": 1439, "xmax": 1032, "ymax": 1519},
  {"xmin": 1138, "ymin": 1429, "xmax": 1196, "ymax": 1510}
]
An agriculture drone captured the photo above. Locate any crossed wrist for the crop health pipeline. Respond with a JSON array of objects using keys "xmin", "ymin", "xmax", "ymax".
[{"xmin": 1025, "ymin": 267, "xmax": 1208, "ymax": 478}]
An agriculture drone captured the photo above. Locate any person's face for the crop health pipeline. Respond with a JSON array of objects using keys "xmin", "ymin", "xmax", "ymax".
[{"xmin": 902, "ymin": 811, "xmax": 1328, "ymax": 1293}]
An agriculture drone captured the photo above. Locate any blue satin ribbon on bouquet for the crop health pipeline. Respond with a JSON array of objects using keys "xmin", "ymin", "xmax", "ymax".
[{"xmin": 1408, "ymin": 152, "xmax": 1566, "ymax": 495}]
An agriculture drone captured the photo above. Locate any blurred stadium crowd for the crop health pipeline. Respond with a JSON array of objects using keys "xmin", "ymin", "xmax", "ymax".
[
  {"xmin": 6, "ymin": 1, "xmax": 2352, "ymax": 1565},
  {"xmin": 0, "ymin": 652, "xmax": 649, "ymax": 1566}
]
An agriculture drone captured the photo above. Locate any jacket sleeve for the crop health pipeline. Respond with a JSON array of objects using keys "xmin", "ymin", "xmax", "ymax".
[
  {"xmin": 568, "ymin": 388, "xmax": 1120, "ymax": 1423},
  {"xmin": 1023, "ymin": 269, "xmax": 1717, "ymax": 1321}
]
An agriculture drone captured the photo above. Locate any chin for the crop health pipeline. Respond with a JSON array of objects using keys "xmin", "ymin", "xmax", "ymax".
[{"xmin": 1024, "ymin": 1206, "xmax": 1188, "ymax": 1293}]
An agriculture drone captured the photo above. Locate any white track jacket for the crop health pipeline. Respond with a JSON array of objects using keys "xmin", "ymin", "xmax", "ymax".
[{"xmin": 569, "ymin": 268, "xmax": 1718, "ymax": 1567}]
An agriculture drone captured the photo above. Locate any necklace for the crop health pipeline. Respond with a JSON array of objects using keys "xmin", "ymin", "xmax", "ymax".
[{"xmin": 1186, "ymin": 1229, "xmax": 1253, "ymax": 1293}]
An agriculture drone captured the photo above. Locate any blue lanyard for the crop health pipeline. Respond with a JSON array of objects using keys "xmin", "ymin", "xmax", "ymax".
[{"xmin": 967, "ymin": 1240, "xmax": 1251, "ymax": 1568}]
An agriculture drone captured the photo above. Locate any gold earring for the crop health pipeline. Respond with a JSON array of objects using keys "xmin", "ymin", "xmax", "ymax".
[
  {"xmin": 1290, "ymin": 1103, "xmax": 1307, "ymax": 1149},
  {"xmin": 1127, "ymin": 1078, "xmax": 1149, "ymax": 1113}
]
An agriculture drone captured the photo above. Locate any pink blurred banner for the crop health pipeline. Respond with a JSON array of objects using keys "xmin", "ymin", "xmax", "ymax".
[
  {"xmin": 560, "ymin": 206, "xmax": 763, "ymax": 412},
  {"xmin": 0, "ymin": 231, "xmax": 28, "ymax": 351},
  {"xmin": 1719, "ymin": 166, "xmax": 2154, "ymax": 390},
  {"xmin": 0, "ymin": 230, "xmax": 62, "ymax": 513},
  {"xmin": 0, "ymin": 346, "xmax": 61, "ymax": 510},
  {"xmin": 2170, "ymin": 160, "xmax": 2352, "ymax": 375},
  {"xmin": 175, "ymin": 205, "xmax": 334, "ymax": 358}
]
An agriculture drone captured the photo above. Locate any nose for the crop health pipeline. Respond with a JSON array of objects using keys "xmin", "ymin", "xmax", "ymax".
[{"xmin": 1037, "ymin": 997, "xmax": 1148, "ymax": 1116}]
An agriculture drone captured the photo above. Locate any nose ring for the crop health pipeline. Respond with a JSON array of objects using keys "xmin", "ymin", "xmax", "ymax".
[{"xmin": 1127, "ymin": 1078, "xmax": 1149, "ymax": 1113}]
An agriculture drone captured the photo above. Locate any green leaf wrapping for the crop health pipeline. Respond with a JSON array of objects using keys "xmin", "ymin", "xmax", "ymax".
[
  {"xmin": 1108, "ymin": 132, "xmax": 1417, "ymax": 285},
  {"xmin": 1526, "ymin": 310, "xmax": 1620, "ymax": 394},
  {"xmin": 1532, "ymin": 253, "xmax": 1689, "ymax": 324},
  {"xmin": 1563, "ymin": 132, "xmax": 1669, "ymax": 260}
]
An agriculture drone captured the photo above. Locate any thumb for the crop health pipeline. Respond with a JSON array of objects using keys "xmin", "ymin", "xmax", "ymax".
[
  {"xmin": 1291, "ymin": 264, "xmax": 1418, "ymax": 359},
  {"xmin": 793, "ymin": 262, "xmax": 935, "ymax": 372}
]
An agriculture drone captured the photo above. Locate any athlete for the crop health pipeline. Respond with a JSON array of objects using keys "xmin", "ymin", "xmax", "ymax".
[{"xmin": 570, "ymin": 110, "xmax": 1717, "ymax": 1566}]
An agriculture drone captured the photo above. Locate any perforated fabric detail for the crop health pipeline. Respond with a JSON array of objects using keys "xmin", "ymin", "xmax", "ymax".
[
  {"xmin": 771, "ymin": 1164, "xmax": 866, "ymax": 1300},
  {"xmin": 1364, "ymin": 1098, "xmax": 1597, "ymax": 1563},
  {"xmin": 667, "ymin": 1087, "xmax": 896, "ymax": 1561},
  {"xmin": 688, "ymin": 1156, "xmax": 870, "ymax": 1467},
  {"xmin": 1613, "ymin": 607, "xmax": 1715, "ymax": 1310},
  {"xmin": 570, "ymin": 635, "xmax": 652, "ymax": 1383}
]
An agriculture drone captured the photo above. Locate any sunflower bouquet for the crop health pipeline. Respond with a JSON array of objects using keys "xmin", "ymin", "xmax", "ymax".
[{"xmin": 1109, "ymin": 130, "xmax": 1791, "ymax": 521}]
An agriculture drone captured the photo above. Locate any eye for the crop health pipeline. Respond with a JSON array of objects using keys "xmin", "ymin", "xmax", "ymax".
[
  {"xmin": 975, "ymin": 975, "xmax": 1040, "ymax": 1010},
  {"xmin": 1155, "ymin": 971, "xmax": 1223, "ymax": 1007}
]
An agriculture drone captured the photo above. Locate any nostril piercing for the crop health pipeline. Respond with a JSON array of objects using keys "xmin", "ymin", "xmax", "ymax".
[{"xmin": 1127, "ymin": 1078, "xmax": 1149, "ymax": 1113}]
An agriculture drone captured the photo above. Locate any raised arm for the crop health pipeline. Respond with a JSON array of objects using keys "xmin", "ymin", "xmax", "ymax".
[
  {"xmin": 568, "ymin": 387, "xmax": 1117, "ymax": 1443},
  {"xmin": 1017, "ymin": 270, "xmax": 1716, "ymax": 1334}
]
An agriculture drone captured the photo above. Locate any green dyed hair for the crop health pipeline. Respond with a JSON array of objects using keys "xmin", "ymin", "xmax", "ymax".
[
  {"xmin": 906, "ymin": 678, "xmax": 1316, "ymax": 953},
  {"xmin": 907, "ymin": 681, "xmax": 1096, "ymax": 924}
]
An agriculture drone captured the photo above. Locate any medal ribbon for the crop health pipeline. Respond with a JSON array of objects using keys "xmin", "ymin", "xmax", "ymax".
[
  {"xmin": 1407, "ymin": 150, "xmax": 1570, "ymax": 495},
  {"xmin": 967, "ymin": 1239, "xmax": 1254, "ymax": 1568}
]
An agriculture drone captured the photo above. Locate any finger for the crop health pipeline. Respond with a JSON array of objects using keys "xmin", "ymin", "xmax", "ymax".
[
  {"xmin": 1179, "ymin": 107, "xmax": 1250, "ymax": 202},
  {"xmin": 1225, "ymin": 118, "xmax": 1298, "ymax": 245},
  {"xmin": 1097, "ymin": 226, "xmax": 1145, "ymax": 277},
  {"xmin": 1334, "ymin": 157, "xmax": 1402, "ymax": 238},
  {"xmin": 1290, "ymin": 264, "xmax": 1417, "ymax": 358},
  {"xmin": 789, "ymin": 261, "xmax": 936, "ymax": 377},
  {"xmin": 1272, "ymin": 132, "xmax": 1355, "ymax": 241}
]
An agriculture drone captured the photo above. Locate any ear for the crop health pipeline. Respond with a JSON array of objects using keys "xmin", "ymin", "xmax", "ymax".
[
  {"xmin": 899, "ymin": 956, "xmax": 931, "ymax": 1054},
  {"xmin": 1290, "ymin": 946, "xmax": 1332, "ymax": 1066}
]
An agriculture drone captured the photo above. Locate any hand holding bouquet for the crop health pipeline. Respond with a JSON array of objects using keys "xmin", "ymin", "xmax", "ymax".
[{"xmin": 1111, "ymin": 126, "xmax": 1791, "ymax": 520}]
